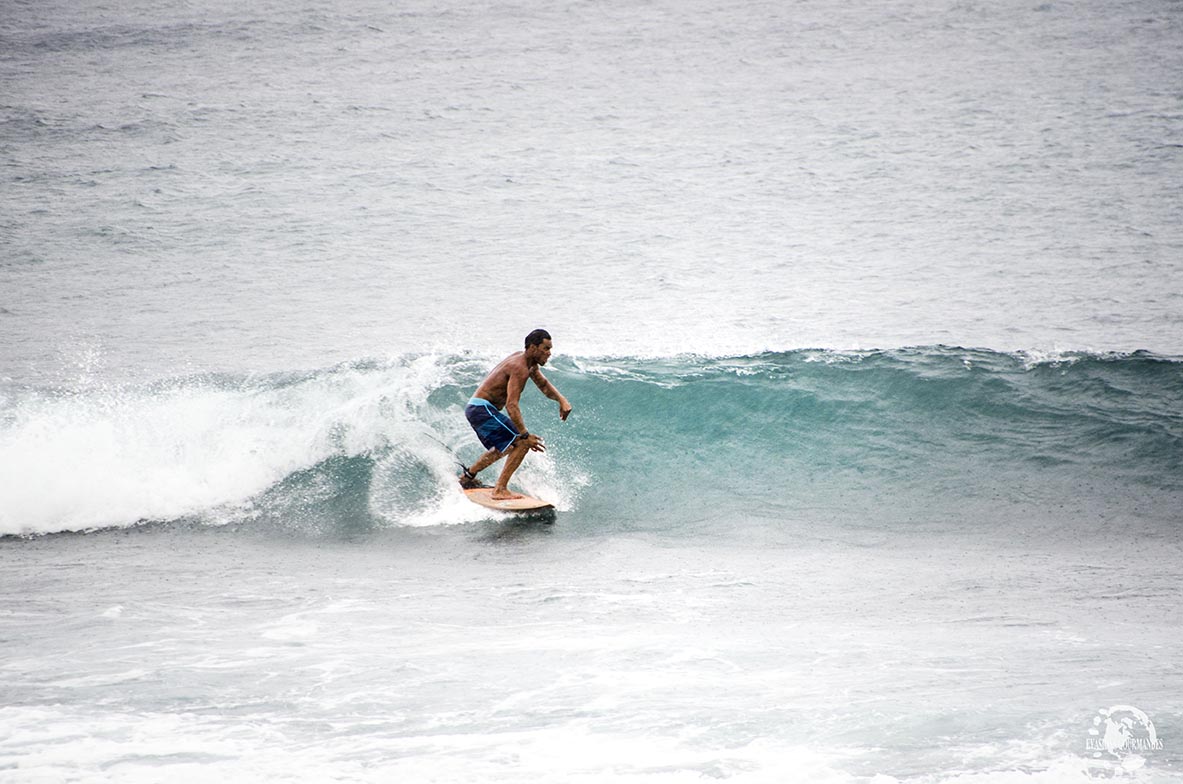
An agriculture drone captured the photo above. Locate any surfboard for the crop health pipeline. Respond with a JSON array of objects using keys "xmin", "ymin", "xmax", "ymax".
[{"xmin": 463, "ymin": 487, "xmax": 554, "ymax": 512}]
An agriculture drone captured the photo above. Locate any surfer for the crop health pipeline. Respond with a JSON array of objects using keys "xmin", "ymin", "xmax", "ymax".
[{"xmin": 459, "ymin": 329, "xmax": 572, "ymax": 500}]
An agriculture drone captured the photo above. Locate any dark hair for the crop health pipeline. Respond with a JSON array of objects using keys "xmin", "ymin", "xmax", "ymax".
[{"xmin": 524, "ymin": 328, "xmax": 551, "ymax": 348}]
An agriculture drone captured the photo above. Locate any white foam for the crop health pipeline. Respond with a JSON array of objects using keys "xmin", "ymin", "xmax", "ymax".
[
  {"xmin": 1014, "ymin": 348, "xmax": 1086, "ymax": 371},
  {"xmin": 0, "ymin": 703, "xmax": 868, "ymax": 784},
  {"xmin": 2, "ymin": 701, "xmax": 1107, "ymax": 784},
  {"xmin": 0, "ymin": 356, "xmax": 479, "ymax": 536}
]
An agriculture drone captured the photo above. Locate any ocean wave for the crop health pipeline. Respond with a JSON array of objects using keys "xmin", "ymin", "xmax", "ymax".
[{"xmin": 1, "ymin": 348, "xmax": 1179, "ymax": 537}]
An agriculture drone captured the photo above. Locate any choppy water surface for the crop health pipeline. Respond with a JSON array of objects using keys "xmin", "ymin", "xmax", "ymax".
[
  {"xmin": 3, "ymin": 0, "xmax": 1182, "ymax": 379},
  {"xmin": 2, "ymin": 0, "xmax": 1182, "ymax": 780}
]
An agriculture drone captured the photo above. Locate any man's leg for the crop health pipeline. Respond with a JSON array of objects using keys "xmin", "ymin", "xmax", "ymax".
[
  {"xmin": 460, "ymin": 448, "xmax": 503, "ymax": 487},
  {"xmin": 491, "ymin": 440, "xmax": 529, "ymax": 500}
]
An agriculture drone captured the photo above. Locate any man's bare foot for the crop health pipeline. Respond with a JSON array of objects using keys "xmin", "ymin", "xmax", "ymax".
[{"xmin": 490, "ymin": 488, "xmax": 524, "ymax": 500}]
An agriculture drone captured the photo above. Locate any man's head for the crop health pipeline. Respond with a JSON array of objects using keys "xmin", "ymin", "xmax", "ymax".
[{"xmin": 524, "ymin": 328, "xmax": 553, "ymax": 365}]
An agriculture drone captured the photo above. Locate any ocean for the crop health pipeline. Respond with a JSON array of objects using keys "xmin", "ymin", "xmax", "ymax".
[{"xmin": 2, "ymin": 0, "xmax": 1182, "ymax": 781}]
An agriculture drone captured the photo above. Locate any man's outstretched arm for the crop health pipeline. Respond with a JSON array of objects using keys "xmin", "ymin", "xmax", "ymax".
[{"xmin": 532, "ymin": 369, "xmax": 572, "ymax": 421}]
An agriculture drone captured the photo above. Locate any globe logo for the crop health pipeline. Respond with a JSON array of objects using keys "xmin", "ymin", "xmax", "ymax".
[{"xmin": 1085, "ymin": 705, "xmax": 1164, "ymax": 775}]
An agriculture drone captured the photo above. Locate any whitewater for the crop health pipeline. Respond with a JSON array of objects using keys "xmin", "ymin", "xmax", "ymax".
[{"xmin": 2, "ymin": 0, "xmax": 1182, "ymax": 781}]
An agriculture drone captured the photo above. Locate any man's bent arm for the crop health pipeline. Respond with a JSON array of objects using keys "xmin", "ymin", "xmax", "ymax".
[
  {"xmin": 504, "ymin": 369, "xmax": 529, "ymax": 433},
  {"xmin": 531, "ymin": 370, "xmax": 562, "ymax": 401},
  {"xmin": 532, "ymin": 369, "xmax": 573, "ymax": 420}
]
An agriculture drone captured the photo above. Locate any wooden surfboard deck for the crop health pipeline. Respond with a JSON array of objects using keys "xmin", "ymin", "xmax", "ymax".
[{"xmin": 463, "ymin": 487, "xmax": 554, "ymax": 512}]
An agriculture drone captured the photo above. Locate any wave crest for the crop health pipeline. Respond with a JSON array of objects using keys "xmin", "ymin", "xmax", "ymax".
[{"xmin": 1, "ymin": 348, "xmax": 1178, "ymax": 537}]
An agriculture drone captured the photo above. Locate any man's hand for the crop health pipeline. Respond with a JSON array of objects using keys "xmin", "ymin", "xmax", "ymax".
[
  {"xmin": 523, "ymin": 433, "xmax": 546, "ymax": 452},
  {"xmin": 559, "ymin": 398, "xmax": 573, "ymax": 421}
]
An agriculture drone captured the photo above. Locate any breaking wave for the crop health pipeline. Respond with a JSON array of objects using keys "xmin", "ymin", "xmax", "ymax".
[{"xmin": 1, "ymin": 347, "xmax": 1179, "ymax": 537}]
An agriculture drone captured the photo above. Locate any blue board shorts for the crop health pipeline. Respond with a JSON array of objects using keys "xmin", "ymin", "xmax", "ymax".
[{"xmin": 465, "ymin": 397, "xmax": 524, "ymax": 453}]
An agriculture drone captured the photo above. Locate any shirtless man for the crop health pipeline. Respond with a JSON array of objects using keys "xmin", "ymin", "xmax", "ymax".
[{"xmin": 459, "ymin": 329, "xmax": 573, "ymax": 500}]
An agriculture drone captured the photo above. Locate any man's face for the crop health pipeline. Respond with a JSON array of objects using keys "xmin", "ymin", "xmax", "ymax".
[{"xmin": 532, "ymin": 338, "xmax": 553, "ymax": 365}]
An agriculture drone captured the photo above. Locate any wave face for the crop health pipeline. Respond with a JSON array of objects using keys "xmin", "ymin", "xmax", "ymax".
[{"xmin": 1, "ymin": 348, "xmax": 1180, "ymax": 537}]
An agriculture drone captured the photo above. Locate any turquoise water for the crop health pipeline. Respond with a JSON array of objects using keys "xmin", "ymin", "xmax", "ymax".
[{"xmin": 4, "ymin": 348, "xmax": 1179, "ymax": 539}]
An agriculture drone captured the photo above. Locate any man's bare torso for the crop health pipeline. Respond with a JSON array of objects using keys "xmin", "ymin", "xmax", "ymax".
[{"xmin": 473, "ymin": 352, "xmax": 533, "ymax": 409}]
